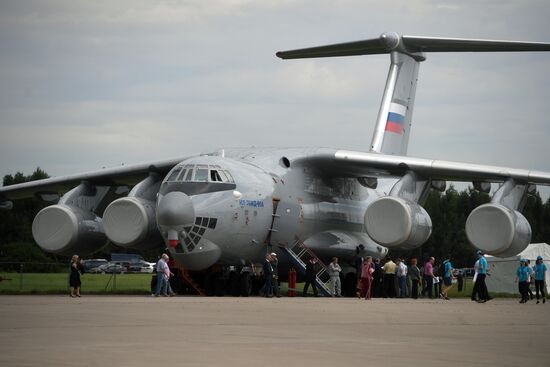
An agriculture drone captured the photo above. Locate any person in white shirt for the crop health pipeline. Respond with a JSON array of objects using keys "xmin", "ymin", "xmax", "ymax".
[
  {"xmin": 396, "ymin": 258, "xmax": 408, "ymax": 298},
  {"xmin": 153, "ymin": 253, "xmax": 170, "ymax": 297},
  {"xmin": 471, "ymin": 258, "xmax": 480, "ymax": 301},
  {"xmin": 328, "ymin": 257, "xmax": 342, "ymax": 297},
  {"xmin": 526, "ymin": 260, "xmax": 535, "ymax": 300}
]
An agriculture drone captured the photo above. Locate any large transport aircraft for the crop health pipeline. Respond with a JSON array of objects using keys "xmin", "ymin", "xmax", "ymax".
[{"xmin": 1, "ymin": 33, "xmax": 550, "ymax": 295}]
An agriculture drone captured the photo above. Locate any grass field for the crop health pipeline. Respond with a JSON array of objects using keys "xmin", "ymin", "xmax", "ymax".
[
  {"xmin": 0, "ymin": 273, "xmax": 153, "ymax": 294},
  {"xmin": 0, "ymin": 273, "xmax": 518, "ymax": 297}
]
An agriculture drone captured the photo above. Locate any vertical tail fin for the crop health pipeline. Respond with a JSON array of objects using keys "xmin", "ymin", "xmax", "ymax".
[
  {"xmin": 370, "ymin": 50, "xmax": 421, "ymax": 155},
  {"xmin": 276, "ymin": 32, "xmax": 550, "ymax": 156}
]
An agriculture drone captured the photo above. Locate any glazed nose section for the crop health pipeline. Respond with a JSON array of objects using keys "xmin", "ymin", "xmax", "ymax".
[{"xmin": 156, "ymin": 191, "xmax": 195, "ymax": 228}]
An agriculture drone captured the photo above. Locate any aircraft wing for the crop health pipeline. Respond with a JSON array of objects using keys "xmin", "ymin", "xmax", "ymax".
[
  {"xmin": 294, "ymin": 148, "xmax": 550, "ymax": 185},
  {"xmin": 0, "ymin": 156, "xmax": 189, "ymax": 202}
]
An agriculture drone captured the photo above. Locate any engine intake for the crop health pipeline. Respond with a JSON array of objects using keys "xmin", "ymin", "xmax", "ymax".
[
  {"xmin": 364, "ymin": 197, "xmax": 432, "ymax": 249},
  {"xmin": 32, "ymin": 205, "xmax": 106, "ymax": 255},
  {"xmin": 103, "ymin": 197, "xmax": 162, "ymax": 250},
  {"xmin": 466, "ymin": 203, "xmax": 531, "ymax": 257}
]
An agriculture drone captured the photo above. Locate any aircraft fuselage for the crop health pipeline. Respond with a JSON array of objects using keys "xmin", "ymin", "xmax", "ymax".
[{"xmin": 156, "ymin": 148, "xmax": 386, "ymax": 270}]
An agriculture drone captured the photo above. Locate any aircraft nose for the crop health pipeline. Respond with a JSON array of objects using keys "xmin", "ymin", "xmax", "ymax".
[{"xmin": 156, "ymin": 191, "xmax": 195, "ymax": 227}]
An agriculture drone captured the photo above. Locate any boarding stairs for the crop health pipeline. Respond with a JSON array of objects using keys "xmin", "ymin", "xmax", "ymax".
[
  {"xmin": 168, "ymin": 260, "xmax": 205, "ymax": 296},
  {"xmin": 280, "ymin": 236, "xmax": 333, "ymax": 297}
]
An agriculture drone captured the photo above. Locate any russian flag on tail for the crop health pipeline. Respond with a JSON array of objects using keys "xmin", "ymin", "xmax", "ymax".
[{"xmin": 385, "ymin": 103, "xmax": 407, "ymax": 135}]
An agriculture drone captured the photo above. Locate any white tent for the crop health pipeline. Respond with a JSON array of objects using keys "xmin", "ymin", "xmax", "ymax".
[{"xmin": 485, "ymin": 243, "xmax": 550, "ymax": 295}]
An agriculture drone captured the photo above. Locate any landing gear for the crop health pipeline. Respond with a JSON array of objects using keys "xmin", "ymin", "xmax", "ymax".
[
  {"xmin": 343, "ymin": 272, "xmax": 358, "ymax": 297},
  {"xmin": 228, "ymin": 270, "xmax": 241, "ymax": 296},
  {"xmin": 240, "ymin": 271, "xmax": 252, "ymax": 297},
  {"xmin": 204, "ymin": 272, "xmax": 225, "ymax": 296},
  {"xmin": 203, "ymin": 266, "xmax": 253, "ymax": 296}
]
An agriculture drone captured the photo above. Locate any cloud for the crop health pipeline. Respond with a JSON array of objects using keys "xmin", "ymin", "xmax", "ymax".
[{"xmin": 0, "ymin": 0, "xmax": 549, "ymax": 190}]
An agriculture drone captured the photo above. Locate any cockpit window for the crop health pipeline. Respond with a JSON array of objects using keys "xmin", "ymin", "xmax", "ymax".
[
  {"xmin": 210, "ymin": 170, "xmax": 222, "ymax": 182},
  {"xmin": 182, "ymin": 167, "xmax": 193, "ymax": 181},
  {"xmin": 195, "ymin": 165, "xmax": 209, "ymax": 182},
  {"xmin": 223, "ymin": 170, "xmax": 234, "ymax": 183},
  {"xmin": 167, "ymin": 164, "xmax": 234, "ymax": 184},
  {"xmin": 216, "ymin": 170, "xmax": 228, "ymax": 182},
  {"xmin": 166, "ymin": 167, "xmax": 182, "ymax": 182}
]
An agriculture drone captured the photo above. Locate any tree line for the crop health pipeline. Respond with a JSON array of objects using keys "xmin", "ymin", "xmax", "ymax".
[
  {"xmin": 395, "ymin": 186, "xmax": 550, "ymax": 268},
  {"xmin": 1, "ymin": 168, "xmax": 550, "ymax": 269}
]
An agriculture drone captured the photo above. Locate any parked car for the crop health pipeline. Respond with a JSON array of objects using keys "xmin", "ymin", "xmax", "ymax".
[
  {"xmin": 82, "ymin": 259, "xmax": 108, "ymax": 272},
  {"xmin": 138, "ymin": 261, "xmax": 155, "ymax": 273},
  {"xmin": 127, "ymin": 261, "xmax": 155, "ymax": 273},
  {"xmin": 98, "ymin": 263, "xmax": 126, "ymax": 274},
  {"xmin": 111, "ymin": 253, "xmax": 145, "ymax": 264},
  {"xmin": 88, "ymin": 266, "xmax": 106, "ymax": 273}
]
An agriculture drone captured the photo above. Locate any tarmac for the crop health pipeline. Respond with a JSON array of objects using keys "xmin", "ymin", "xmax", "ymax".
[{"xmin": 0, "ymin": 295, "xmax": 548, "ymax": 367}]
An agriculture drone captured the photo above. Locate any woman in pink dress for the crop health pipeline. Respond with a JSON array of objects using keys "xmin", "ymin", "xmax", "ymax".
[{"xmin": 361, "ymin": 256, "xmax": 374, "ymax": 300}]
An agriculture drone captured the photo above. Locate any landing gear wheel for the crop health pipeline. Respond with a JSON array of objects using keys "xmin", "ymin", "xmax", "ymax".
[
  {"xmin": 343, "ymin": 272, "xmax": 358, "ymax": 297},
  {"xmin": 240, "ymin": 272, "xmax": 252, "ymax": 297}
]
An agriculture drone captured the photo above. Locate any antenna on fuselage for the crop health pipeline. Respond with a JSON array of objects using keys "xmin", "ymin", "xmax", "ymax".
[{"xmin": 276, "ymin": 32, "xmax": 550, "ymax": 156}]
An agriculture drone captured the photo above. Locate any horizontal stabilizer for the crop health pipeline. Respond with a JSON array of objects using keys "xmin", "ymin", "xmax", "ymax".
[{"xmin": 276, "ymin": 32, "xmax": 550, "ymax": 59}]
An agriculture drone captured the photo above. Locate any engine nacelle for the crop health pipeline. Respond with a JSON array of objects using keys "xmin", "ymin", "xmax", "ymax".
[
  {"xmin": 466, "ymin": 203, "xmax": 531, "ymax": 257},
  {"xmin": 364, "ymin": 197, "xmax": 432, "ymax": 249},
  {"xmin": 103, "ymin": 197, "xmax": 162, "ymax": 250},
  {"xmin": 32, "ymin": 204, "xmax": 107, "ymax": 255}
]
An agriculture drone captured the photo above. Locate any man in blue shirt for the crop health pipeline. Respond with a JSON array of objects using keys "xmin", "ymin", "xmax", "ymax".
[
  {"xmin": 516, "ymin": 259, "xmax": 531, "ymax": 304},
  {"xmin": 472, "ymin": 251, "xmax": 491, "ymax": 303},
  {"xmin": 533, "ymin": 256, "xmax": 547, "ymax": 304},
  {"xmin": 440, "ymin": 256, "xmax": 454, "ymax": 300},
  {"xmin": 153, "ymin": 253, "xmax": 172, "ymax": 297}
]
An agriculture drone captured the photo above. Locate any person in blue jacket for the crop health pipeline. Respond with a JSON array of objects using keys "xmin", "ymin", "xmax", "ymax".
[
  {"xmin": 440, "ymin": 257, "xmax": 454, "ymax": 300},
  {"xmin": 533, "ymin": 256, "xmax": 547, "ymax": 304},
  {"xmin": 516, "ymin": 259, "xmax": 531, "ymax": 304},
  {"xmin": 472, "ymin": 250, "xmax": 491, "ymax": 303}
]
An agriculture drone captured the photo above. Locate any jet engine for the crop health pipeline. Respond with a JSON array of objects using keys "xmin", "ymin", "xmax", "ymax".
[
  {"xmin": 466, "ymin": 203, "xmax": 531, "ymax": 257},
  {"xmin": 32, "ymin": 204, "xmax": 106, "ymax": 256},
  {"xmin": 364, "ymin": 196, "xmax": 432, "ymax": 249},
  {"xmin": 103, "ymin": 197, "xmax": 162, "ymax": 250}
]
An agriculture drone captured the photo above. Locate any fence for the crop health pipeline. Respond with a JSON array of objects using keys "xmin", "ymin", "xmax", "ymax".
[{"xmin": 0, "ymin": 262, "xmax": 153, "ymax": 294}]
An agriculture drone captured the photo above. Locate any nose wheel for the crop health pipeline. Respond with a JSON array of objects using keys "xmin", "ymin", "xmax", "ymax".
[{"xmin": 203, "ymin": 267, "xmax": 253, "ymax": 297}]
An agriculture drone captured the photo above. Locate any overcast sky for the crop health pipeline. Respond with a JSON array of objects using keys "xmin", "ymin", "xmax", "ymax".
[{"xmin": 1, "ymin": 0, "xmax": 549, "ymax": 195}]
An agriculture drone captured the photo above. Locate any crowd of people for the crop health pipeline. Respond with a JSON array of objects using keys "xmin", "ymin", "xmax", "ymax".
[
  {"xmin": 354, "ymin": 254, "xmax": 458, "ymax": 301},
  {"xmin": 516, "ymin": 256, "xmax": 547, "ymax": 304},
  {"xmin": 351, "ymin": 251, "xmax": 547, "ymax": 304},
  {"xmin": 67, "ymin": 251, "xmax": 547, "ymax": 304}
]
